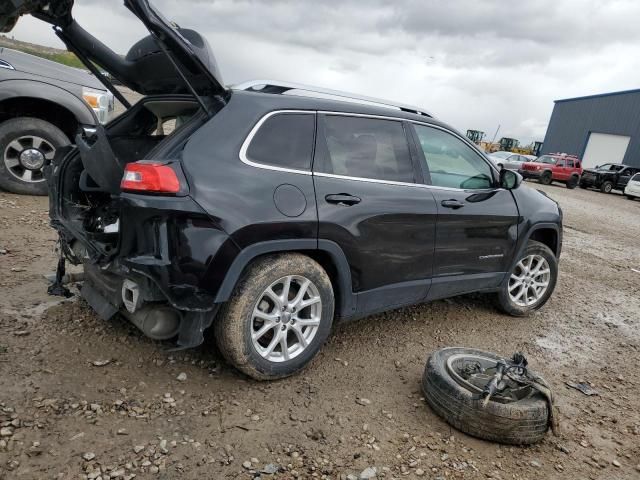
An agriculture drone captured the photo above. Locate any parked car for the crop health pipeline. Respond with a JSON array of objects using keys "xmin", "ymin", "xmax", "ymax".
[
  {"xmin": 519, "ymin": 153, "xmax": 582, "ymax": 189},
  {"xmin": 488, "ymin": 151, "xmax": 528, "ymax": 170},
  {"xmin": 624, "ymin": 172, "xmax": 640, "ymax": 200},
  {"xmin": 579, "ymin": 163, "xmax": 640, "ymax": 194},
  {"xmin": 2, "ymin": 0, "xmax": 563, "ymax": 381},
  {"xmin": 0, "ymin": 47, "xmax": 115, "ymax": 195}
]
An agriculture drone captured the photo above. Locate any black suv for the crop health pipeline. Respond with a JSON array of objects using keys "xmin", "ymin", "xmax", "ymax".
[
  {"xmin": 579, "ymin": 163, "xmax": 640, "ymax": 193},
  {"xmin": 3, "ymin": 1, "xmax": 562, "ymax": 380}
]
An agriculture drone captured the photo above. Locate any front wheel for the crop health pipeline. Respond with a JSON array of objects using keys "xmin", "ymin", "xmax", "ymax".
[
  {"xmin": 626, "ymin": 194, "xmax": 636, "ymax": 200},
  {"xmin": 0, "ymin": 117, "xmax": 69, "ymax": 196},
  {"xmin": 600, "ymin": 181, "xmax": 613, "ymax": 193},
  {"xmin": 495, "ymin": 240, "xmax": 558, "ymax": 316},
  {"xmin": 215, "ymin": 253, "xmax": 334, "ymax": 380},
  {"xmin": 538, "ymin": 171, "xmax": 552, "ymax": 185}
]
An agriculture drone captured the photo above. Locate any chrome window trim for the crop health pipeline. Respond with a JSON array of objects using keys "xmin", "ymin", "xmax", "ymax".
[
  {"xmin": 0, "ymin": 59, "xmax": 15, "ymax": 70},
  {"xmin": 239, "ymin": 109, "xmax": 501, "ymax": 191},
  {"xmin": 239, "ymin": 109, "xmax": 315, "ymax": 176}
]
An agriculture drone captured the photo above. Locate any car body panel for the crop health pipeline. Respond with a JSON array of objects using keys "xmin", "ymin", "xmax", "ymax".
[
  {"xmin": 580, "ymin": 164, "xmax": 640, "ymax": 191},
  {"xmin": 625, "ymin": 174, "xmax": 640, "ymax": 197},
  {"xmin": 519, "ymin": 154, "xmax": 582, "ymax": 182}
]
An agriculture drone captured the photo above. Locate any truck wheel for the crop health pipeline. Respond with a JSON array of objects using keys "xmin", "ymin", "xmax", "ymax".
[
  {"xmin": 626, "ymin": 195, "xmax": 636, "ymax": 201},
  {"xmin": 495, "ymin": 240, "xmax": 558, "ymax": 316},
  {"xmin": 600, "ymin": 181, "xmax": 613, "ymax": 193},
  {"xmin": 538, "ymin": 171, "xmax": 552, "ymax": 185},
  {"xmin": 0, "ymin": 117, "xmax": 68, "ymax": 196},
  {"xmin": 214, "ymin": 253, "xmax": 334, "ymax": 380},
  {"xmin": 565, "ymin": 175, "xmax": 579, "ymax": 189},
  {"xmin": 422, "ymin": 347, "xmax": 550, "ymax": 445}
]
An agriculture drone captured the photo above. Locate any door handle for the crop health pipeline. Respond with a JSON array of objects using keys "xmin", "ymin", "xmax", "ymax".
[
  {"xmin": 441, "ymin": 199, "xmax": 465, "ymax": 209},
  {"xmin": 325, "ymin": 193, "xmax": 361, "ymax": 206}
]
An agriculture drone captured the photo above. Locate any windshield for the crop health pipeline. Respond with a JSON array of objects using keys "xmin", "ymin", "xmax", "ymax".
[
  {"xmin": 632, "ymin": 173, "xmax": 640, "ymax": 181},
  {"xmin": 596, "ymin": 163, "xmax": 624, "ymax": 171},
  {"xmin": 491, "ymin": 151, "xmax": 512, "ymax": 159},
  {"xmin": 535, "ymin": 155, "xmax": 557, "ymax": 164}
]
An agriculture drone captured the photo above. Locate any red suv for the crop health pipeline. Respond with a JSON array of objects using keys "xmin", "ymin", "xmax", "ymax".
[{"xmin": 519, "ymin": 153, "xmax": 582, "ymax": 189}]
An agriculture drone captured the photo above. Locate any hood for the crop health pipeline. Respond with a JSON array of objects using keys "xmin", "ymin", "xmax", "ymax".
[
  {"xmin": 0, "ymin": 0, "xmax": 227, "ymax": 98},
  {"xmin": 0, "ymin": 47, "xmax": 104, "ymax": 90}
]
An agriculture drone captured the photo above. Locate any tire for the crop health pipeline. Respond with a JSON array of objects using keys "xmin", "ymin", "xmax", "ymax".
[
  {"xmin": 600, "ymin": 181, "xmax": 613, "ymax": 194},
  {"xmin": 579, "ymin": 183, "xmax": 588, "ymax": 189},
  {"xmin": 538, "ymin": 171, "xmax": 552, "ymax": 185},
  {"xmin": 0, "ymin": 117, "xmax": 69, "ymax": 196},
  {"xmin": 626, "ymin": 194, "xmax": 636, "ymax": 200},
  {"xmin": 214, "ymin": 253, "xmax": 334, "ymax": 380},
  {"xmin": 422, "ymin": 347, "xmax": 549, "ymax": 445},
  {"xmin": 495, "ymin": 240, "xmax": 558, "ymax": 316},
  {"xmin": 565, "ymin": 175, "xmax": 579, "ymax": 189}
]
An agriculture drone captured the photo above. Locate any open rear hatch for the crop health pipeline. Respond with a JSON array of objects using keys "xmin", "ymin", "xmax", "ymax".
[{"xmin": 1, "ymin": 0, "xmax": 228, "ymax": 257}]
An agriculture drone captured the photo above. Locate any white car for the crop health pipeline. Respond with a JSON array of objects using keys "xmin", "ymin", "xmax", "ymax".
[
  {"xmin": 487, "ymin": 151, "xmax": 528, "ymax": 170},
  {"xmin": 624, "ymin": 172, "xmax": 640, "ymax": 200}
]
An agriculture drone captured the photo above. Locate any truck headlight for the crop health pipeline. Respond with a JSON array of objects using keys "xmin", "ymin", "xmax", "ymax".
[{"xmin": 82, "ymin": 88, "xmax": 115, "ymax": 125}]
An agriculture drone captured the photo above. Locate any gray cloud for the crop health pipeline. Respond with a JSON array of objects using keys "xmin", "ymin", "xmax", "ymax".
[{"xmin": 9, "ymin": 0, "xmax": 640, "ymax": 143}]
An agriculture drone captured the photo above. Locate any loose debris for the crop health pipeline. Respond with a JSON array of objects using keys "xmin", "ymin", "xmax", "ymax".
[{"xmin": 566, "ymin": 381, "xmax": 599, "ymax": 396}]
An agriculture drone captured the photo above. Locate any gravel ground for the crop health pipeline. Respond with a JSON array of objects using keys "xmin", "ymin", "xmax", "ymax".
[{"xmin": 0, "ymin": 181, "xmax": 639, "ymax": 480}]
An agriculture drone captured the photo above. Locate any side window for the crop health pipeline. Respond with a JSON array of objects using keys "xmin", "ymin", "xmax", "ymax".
[
  {"xmin": 566, "ymin": 159, "xmax": 574, "ymax": 168},
  {"xmin": 317, "ymin": 115, "xmax": 415, "ymax": 183},
  {"xmin": 557, "ymin": 159, "xmax": 566, "ymax": 167},
  {"xmin": 245, "ymin": 113, "xmax": 315, "ymax": 171},
  {"xmin": 413, "ymin": 125, "xmax": 494, "ymax": 190}
]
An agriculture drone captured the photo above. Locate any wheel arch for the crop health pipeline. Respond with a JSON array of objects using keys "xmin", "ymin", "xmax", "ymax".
[
  {"xmin": 0, "ymin": 80, "xmax": 97, "ymax": 139},
  {"xmin": 213, "ymin": 239, "xmax": 355, "ymax": 319}
]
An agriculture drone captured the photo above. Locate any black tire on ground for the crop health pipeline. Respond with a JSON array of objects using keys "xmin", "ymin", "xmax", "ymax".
[
  {"xmin": 565, "ymin": 175, "xmax": 579, "ymax": 189},
  {"xmin": 422, "ymin": 347, "xmax": 549, "ymax": 445},
  {"xmin": 495, "ymin": 240, "xmax": 558, "ymax": 316},
  {"xmin": 214, "ymin": 253, "xmax": 334, "ymax": 380},
  {"xmin": 538, "ymin": 171, "xmax": 552, "ymax": 185},
  {"xmin": 579, "ymin": 183, "xmax": 588, "ymax": 189},
  {"xmin": 0, "ymin": 117, "xmax": 69, "ymax": 196},
  {"xmin": 600, "ymin": 181, "xmax": 613, "ymax": 193},
  {"xmin": 626, "ymin": 195, "xmax": 636, "ymax": 200}
]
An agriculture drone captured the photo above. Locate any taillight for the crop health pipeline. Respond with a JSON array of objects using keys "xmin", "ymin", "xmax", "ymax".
[{"xmin": 121, "ymin": 162, "xmax": 181, "ymax": 194}]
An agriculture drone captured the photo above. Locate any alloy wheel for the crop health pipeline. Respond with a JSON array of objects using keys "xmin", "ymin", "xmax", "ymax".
[
  {"xmin": 251, "ymin": 275, "xmax": 322, "ymax": 362},
  {"xmin": 508, "ymin": 254, "xmax": 551, "ymax": 307},
  {"xmin": 3, "ymin": 135, "xmax": 54, "ymax": 183}
]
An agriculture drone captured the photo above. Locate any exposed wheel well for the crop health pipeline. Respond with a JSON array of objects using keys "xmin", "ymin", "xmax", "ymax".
[
  {"xmin": 529, "ymin": 228, "xmax": 558, "ymax": 255},
  {"xmin": 0, "ymin": 97, "xmax": 77, "ymax": 141}
]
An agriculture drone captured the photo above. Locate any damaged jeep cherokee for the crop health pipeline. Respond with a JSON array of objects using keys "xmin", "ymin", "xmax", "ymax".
[{"xmin": 2, "ymin": 1, "xmax": 563, "ymax": 380}]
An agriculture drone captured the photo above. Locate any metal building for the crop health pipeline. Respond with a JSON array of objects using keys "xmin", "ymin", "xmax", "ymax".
[{"xmin": 541, "ymin": 88, "xmax": 640, "ymax": 168}]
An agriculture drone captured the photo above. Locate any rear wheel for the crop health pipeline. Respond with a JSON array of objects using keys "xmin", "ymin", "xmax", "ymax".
[
  {"xmin": 600, "ymin": 181, "xmax": 613, "ymax": 193},
  {"xmin": 626, "ymin": 194, "xmax": 636, "ymax": 200},
  {"xmin": 495, "ymin": 240, "xmax": 558, "ymax": 316},
  {"xmin": 215, "ymin": 253, "xmax": 334, "ymax": 380},
  {"xmin": 565, "ymin": 175, "xmax": 579, "ymax": 189},
  {"xmin": 0, "ymin": 117, "xmax": 68, "ymax": 196},
  {"xmin": 538, "ymin": 171, "xmax": 552, "ymax": 185}
]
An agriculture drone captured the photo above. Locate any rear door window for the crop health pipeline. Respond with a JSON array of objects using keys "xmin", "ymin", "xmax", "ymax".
[
  {"xmin": 413, "ymin": 125, "xmax": 494, "ymax": 190},
  {"xmin": 245, "ymin": 113, "xmax": 316, "ymax": 171},
  {"xmin": 316, "ymin": 115, "xmax": 416, "ymax": 183}
]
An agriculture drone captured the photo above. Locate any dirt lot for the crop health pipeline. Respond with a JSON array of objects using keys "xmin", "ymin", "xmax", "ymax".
[{"xmin": 1, "ymin": 182, "xmax": 639, "ymax": 480}]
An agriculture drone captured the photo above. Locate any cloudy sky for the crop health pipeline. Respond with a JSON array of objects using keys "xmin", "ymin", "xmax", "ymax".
[{"xmin": 9, "ymin": 0, "xmax": 640, "ymax": 143}]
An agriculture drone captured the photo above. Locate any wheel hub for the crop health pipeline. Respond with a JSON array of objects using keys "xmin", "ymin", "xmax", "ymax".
[
  {"xmin": 251, "ymin": 275, "xmax": 322, "ymax": 363},
  {"xmin": 19, "ymin": 148, "xmax": 45, "ymax": 170},
  {"xmin": 508, "ymin": 254, "xmax": 551, "ymax": 307}
]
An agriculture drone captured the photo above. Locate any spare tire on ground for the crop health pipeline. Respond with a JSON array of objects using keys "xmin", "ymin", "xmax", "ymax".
[{"xmin": 421, "ymin": 347, "xmax": 553, "ymax": 445}]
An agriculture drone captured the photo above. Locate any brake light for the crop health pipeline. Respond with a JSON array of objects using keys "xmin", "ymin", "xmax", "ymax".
[{"xmin": 121, "ymin": 162, "xmax": 181, "ymax": 193}]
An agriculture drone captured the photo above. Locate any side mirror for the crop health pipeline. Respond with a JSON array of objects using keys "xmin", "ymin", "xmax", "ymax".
[{"xmin": 500, "ymin": 169, "xmax": 522, "ymax": 190}]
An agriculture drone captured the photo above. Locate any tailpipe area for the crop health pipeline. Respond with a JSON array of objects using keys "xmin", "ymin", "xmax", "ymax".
[{"xmin": 122, "ymin": 305, "xmax": 181, "ymax": 341}]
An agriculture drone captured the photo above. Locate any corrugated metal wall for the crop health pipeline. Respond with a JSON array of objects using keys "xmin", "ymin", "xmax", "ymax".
[{"xmin": 541, "ymin": 90, "xmax": 640, "ymax": 167}]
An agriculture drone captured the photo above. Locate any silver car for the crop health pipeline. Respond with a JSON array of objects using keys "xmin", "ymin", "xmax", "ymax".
[{"xmin": 488, "ymin": 151, "xmax": 531, "ymax": 170}]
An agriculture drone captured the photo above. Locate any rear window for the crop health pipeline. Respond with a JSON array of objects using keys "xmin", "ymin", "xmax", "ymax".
[
  {"xmin": 317, "ymin": 115, "xmax": 415, "ymax": 183},
  {"xmin": 245, "ymin": 113, "xmax": 315, "ymax": 171}
]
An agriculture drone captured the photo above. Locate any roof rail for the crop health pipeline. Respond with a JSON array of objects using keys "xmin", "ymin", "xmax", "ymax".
[{"xmin": 232, "ymin": 80, "xmax": 433, "ymax": 118}]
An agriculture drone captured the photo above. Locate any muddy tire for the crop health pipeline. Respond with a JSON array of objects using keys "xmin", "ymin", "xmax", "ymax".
[
  {"xmin": 214, "ymin": 253, "xmax": 334, "ymax": 380},
  {"xmin": 600, "ymin": 181, "xmax": 613, "ymax": 193},
  {"xmin": 495, "ymin": 240, "xmax": 558, "ymax": 316},
  {"xmin": 422, "ymin": 347, "xmax": 549, "ymax": 445},
  {"xmin": 538, "ymin": 171, "xmax": 552, "ymax": 185},
  {"xmin": 0, "ymin": 117, "xmax": 68, "ymax": 196},
  {"xmin": 626, "ymin": 194, "xmax": 636, "ymax": 200},
  {"xmin": 565, "ymin": 175, "xmax": 579, "ymax": 189}
]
